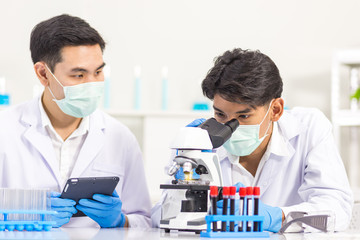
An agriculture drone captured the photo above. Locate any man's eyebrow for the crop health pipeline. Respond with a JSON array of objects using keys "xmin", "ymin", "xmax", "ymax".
[
  {"xmin": 213, "ymin": 106, "xmax": 224, "ymax": 113},
  {"xmin": 96, "ymin": 62, "xmax": 106, "ymax": 71},
  {"xmin": 70, "ymin": 63, "xmax": 106, "ymax": 73},
  {"xmin": 213, "ymin": 106, "xmax": 252, "ymax": 114}
]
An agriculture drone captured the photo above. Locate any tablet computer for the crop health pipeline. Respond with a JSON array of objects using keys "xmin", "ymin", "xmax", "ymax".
[{"xmin": 60, "ymin": 176, "xmax": 119, "ymax": 217}]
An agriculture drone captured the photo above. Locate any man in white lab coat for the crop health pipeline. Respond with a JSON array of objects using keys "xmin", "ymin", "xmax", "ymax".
[
  {"xmin": 152, "ymin": 48, "xmax": 353, "ymax": 232},
  {"xmin": 0, "ymin": 14, "xmax": 151, "ymax": 228}
]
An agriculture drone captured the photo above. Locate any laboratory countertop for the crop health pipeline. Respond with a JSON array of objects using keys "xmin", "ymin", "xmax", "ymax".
[{"xmin": 1, "ymin": 228, "xmax": 360, "ymax": 240}]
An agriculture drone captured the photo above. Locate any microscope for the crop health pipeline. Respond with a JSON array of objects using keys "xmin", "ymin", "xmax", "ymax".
[{"xmin": 160, "ymin": 118, "xmax": 239, "ymax": 233}]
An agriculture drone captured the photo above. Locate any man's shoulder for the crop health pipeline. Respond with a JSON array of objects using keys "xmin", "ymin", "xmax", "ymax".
[
  {"xmin": 0, "ymin": 99, "xmax": 36, "ymax": 122},
  {"xmin": 287, "ymin": 106, "xmax": 326, "ymax": 116},
  {"xmin": 279, "ymin": 107, "xmax": 332, "ymax": 142},
  {"xmin": 0, "ymin": 100, "xmax": 38, "ymax": 141},
  {"xmin": 96, "ymin": 110, "xmax": 128, "ymax": 128},
  {"xmin": 283, "ymin": 107, "xmax": 330, "ymax": 126}
]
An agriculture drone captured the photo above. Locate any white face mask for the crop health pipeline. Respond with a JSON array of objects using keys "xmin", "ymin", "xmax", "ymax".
[
  {"xmin": 45, "ymin": 64, "xmax": 104, "ymax": 118},
  {"xmin": 223, "ymin": 100, "xmax": 273, "ymax": 156}
]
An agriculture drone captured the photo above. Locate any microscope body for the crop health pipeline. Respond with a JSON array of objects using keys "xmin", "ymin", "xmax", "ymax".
[{"xmin": 160, "ymin": 118, "xmax": 238, "ymax": 233}]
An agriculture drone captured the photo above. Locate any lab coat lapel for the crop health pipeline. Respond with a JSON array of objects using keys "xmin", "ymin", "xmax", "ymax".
[
  {"xmin": 257, "ymin": 111, "xmax": 304, "ymax": 195},
  {"xmin": 21, "ymin": 98, "xmax": 62, "ymax": 187},
  {"xmin": 71, "ymin": 111, "xmax": 105, "ymax": 177}
]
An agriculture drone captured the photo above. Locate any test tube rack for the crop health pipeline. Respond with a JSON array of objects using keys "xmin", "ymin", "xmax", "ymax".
[
  {"xmin": 0, "ymin": 210, "xmax": 57, "ymax": 231},
  {"xmin": 200, "ymin": 215, "xmax": 269, "ymax": 238}
]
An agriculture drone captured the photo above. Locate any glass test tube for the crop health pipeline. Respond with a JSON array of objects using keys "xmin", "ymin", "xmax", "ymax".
[
  {"xmin": 210, "ymin": 186, "xmax": 218, "ymax": 232},
  {"xmin": 246, "ymin": 187, "xmax": 253, "ymax": 231},
  {"xmin": 229, "ymin": 186, "xmax": 236, "ymax": 232},
  {"xmin": 221, "ymin": 187, "xmax": 229, "ymax": 232},
  {"xmin": 253, "ymin": 187, "xmax": 260, "ymax": 231},
  {"xmin": 238, "ymin": 187, "xmax": 246, "ymax": 231}
]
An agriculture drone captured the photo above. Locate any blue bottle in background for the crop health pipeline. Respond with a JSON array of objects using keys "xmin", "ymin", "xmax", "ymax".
[{"xmin": 0, "ymin": 77, "xmax": 10, "ymax": 106}]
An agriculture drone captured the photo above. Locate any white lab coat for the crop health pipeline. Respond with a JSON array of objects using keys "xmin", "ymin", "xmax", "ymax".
[
  {"xmin": 152, "ymin": 107, "xmax": 353, "ymax": 231},
  {"xmin": 0, "ymin": 97, "xmax": 152, "ymax": 228}
]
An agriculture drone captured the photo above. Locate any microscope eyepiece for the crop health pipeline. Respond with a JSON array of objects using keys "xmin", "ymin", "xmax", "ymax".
[
  {"xmin": 198, "ymin": 118, "xmax": 239, "ymax": 148},
  {"xmin": 225, "ymin": 119, "xmax": 239, "ymax": 133}
]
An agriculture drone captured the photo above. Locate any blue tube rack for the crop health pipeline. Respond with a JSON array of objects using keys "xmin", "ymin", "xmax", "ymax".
[
  {"xmin": 200, "ymin": 215, "xmax": 269, "ymax": 238},
  {"xmin": 0, "ymin": 210, "xmax": 57, "ymax": 231}
]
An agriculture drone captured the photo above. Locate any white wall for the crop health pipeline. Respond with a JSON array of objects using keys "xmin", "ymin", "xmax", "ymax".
[
  {"xmin": 1, "ymin": 0, "xmax": 360, "ymax": 114},
  {"xmin": 1, "ymin": 0, "xmax": 360, "ymax": 199}
]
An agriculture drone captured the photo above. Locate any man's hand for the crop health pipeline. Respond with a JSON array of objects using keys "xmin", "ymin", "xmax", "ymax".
[
  {"xmin": 186, "ymin": 118, "xmax": 206, "ymax": 127},
  {"xmin": 51, "ymin": 192, "xmax": 77, "ymax": 227},
  {"xmin": 76, "ymin": 191, "xmax": 126, "ymax": 228}
]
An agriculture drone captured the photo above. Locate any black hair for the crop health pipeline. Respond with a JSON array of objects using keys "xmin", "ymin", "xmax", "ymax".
[
  {"xmin": 30, "ymin": 14, "xmax": 106, "ymax": 71},
  {"xmin": 201, "ymin": 48, "xmax": 283, "ymax": 108}
]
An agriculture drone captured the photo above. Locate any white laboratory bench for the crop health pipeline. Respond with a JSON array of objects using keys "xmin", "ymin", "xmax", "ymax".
[{"xmin": 1, "ymin": 227, "xmax": 360, "ymax": 240}]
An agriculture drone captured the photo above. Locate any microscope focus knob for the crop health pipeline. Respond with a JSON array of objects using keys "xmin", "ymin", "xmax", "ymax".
[{"xmin": 195, "ymin": 165, "xmax": 208, "ymax": 175}]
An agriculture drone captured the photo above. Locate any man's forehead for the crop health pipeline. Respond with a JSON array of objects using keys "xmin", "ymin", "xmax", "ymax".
[
  {"xmin": 213, "ymin": 104, "xmax": 255, "ymax": 113},
  {"xmin": 212, "ymin": 94, "xmax": 270, "ymax": 113},
  {"xmin": 60, "ymin": 45, "xmax": 102, "ymax": 60},
  {"xmin": 212, "ymin": 101, "xmax": 270, "ymax": 114},
  {"xmin": 55, "ymin": 46, "xmax": 104, "ymax": 72}
]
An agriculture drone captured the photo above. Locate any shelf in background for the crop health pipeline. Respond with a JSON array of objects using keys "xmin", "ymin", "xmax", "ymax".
[
  {"xmin": 335, "ymin": 49, "xmax": 360, "ymax": 66},
  {"xmin": 332, "ymin": 110, "xmax": 360, "ymax": 126}
]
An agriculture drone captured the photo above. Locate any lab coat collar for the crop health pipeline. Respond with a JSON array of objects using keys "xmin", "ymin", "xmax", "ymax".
[
  {"xmin": 20, "ymin": 95, "xmax": 106, "ymax": 186},
  {"xmin": 277, "ymin": 110, "xmax": 305, "ymax": 141},
  {"xmin": 266, "ymin": 121, "xmax": 290, "ymax": 157},
  {"xmin": 20, "ymin": 96, "xmax": 42, "ymax": 128}
]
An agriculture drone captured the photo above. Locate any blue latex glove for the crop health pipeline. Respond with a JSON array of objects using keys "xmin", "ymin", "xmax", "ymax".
[
  {"xmin": 175, "ymin": 167, "xmax": 200, "ymax": 180},
  {"xmin": 234, "ymin": 182, "xmax": 245, "ymax": 192},
  {"xmin": 76, "ymin": 190, "xmax": 126, "ymax": 228},
  {"xmin": 51, "ymin": 192, "xmax": 77, "ymax": 227},
  {"xmin": 186, "ymin": 118, "xmax": 206, "ymax": 127},
  {"xmin": 258, "ymin": 200, "xmax": 283, "ymax": 232}
]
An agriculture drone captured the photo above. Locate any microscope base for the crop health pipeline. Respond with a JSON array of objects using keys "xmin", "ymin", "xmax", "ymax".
[{"xmin": 160, "ymin": 212, "xmax": 207, "ymax": 233}]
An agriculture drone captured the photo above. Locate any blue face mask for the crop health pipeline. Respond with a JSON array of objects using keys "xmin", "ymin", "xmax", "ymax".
[
  {"xmin": 45, "ymin": 65, "xmax": 104, "ymax": 118},
  {"xmin": 223, "ymin": 100, "xmax": 273, "ymax": 156}
]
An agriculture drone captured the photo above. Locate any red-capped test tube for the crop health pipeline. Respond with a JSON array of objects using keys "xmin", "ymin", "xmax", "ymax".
[
  {"xmin": 210, "ymin": 186, "xmax": 218, "ymax": 232},
  {"xmin": 253, "ymin": 187, "xmax": 260, "ymax": 231},
  {"xmin": 229, "ymin": 186, "xmax": 236, "ymax": 232},
  {"xmin": 246, "ymin": 187, "xmax": 253, "ymax": 231},
  {"xmin": 238, "ymin": 187, "xmax": 246, "ymax": 232},
  {"xmin": 221, "ymin": 187, "xmax": 230, "ymax": 232}
]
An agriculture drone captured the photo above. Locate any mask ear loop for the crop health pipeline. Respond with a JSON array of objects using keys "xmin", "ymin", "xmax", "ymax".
[
  {"xmin": 259, "ymin": 99, "xmax": 274, "ymax": 138},
  {"xmin": 44, "ymin": 64, "xmax": 64, "ymax": 87},
  {"xmin": 44, "ymin": 64, "xmax": 64, "ymax": 101}
]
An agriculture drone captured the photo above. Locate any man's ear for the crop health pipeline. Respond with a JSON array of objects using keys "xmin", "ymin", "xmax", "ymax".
[
  {"xmin": 34, "ymin": 62, "xmax": 50, "ymax": 87},
  {"xmin": 270, "ymin": 98, "xmax": 284, "ymax": 122}
]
